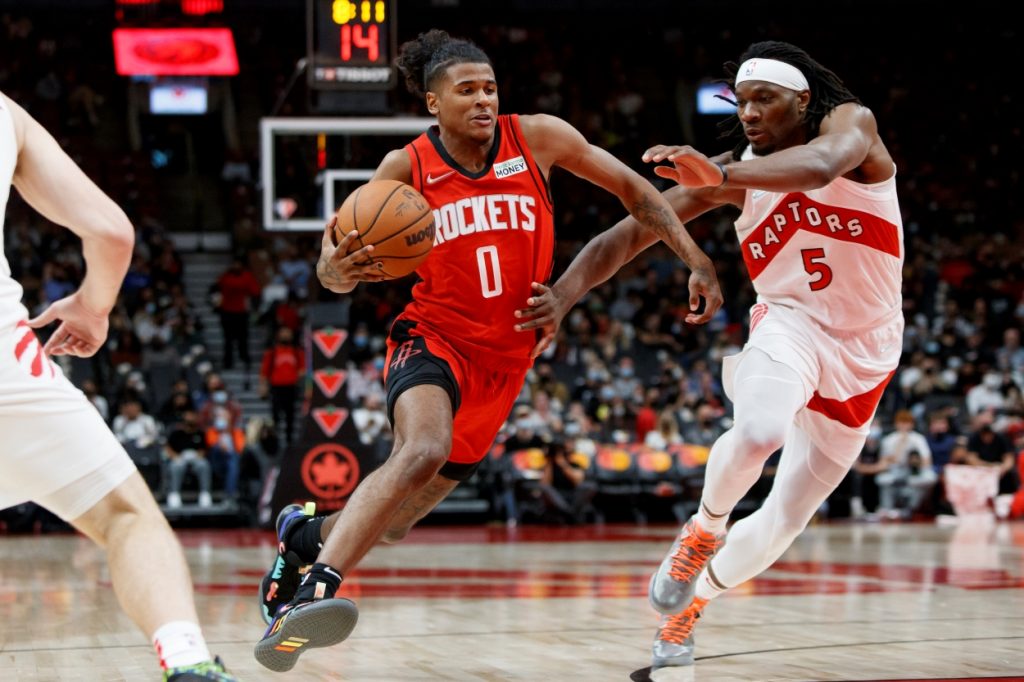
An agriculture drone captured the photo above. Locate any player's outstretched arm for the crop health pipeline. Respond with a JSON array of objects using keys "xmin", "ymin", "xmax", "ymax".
[
  {"xmin": 644, "ymin": 103, "xmax": 877, "ymax": 192},
  {"xmin": 4, "ymin": 93, "xmax": 134, "ymax": 356},
  {"xmin": 515, "ymin": 183, "xmax": 728, "ymax": 357}
]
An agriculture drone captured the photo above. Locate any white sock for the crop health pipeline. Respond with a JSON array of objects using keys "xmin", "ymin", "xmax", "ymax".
[
  {"xmin": 695, "ymin": 502, "xmax": 729, "ymax": 535},
  {"xmin": 693, "ymin": 563, "xmax": 729, "ymax": 602},
  {"xmin": 152, "ymin": 620, "xmax": 212, "ymax": 670}
]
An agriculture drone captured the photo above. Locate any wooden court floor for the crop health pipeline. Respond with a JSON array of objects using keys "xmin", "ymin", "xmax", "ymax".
[{"xmin": 1, "ymin": 517, "xmax": 1023, "ymax": 681}]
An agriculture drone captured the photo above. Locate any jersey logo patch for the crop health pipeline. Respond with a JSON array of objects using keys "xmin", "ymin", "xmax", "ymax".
[{"xmin": 493, "ymin": 156, "xmax": 527, "ymax": 179}]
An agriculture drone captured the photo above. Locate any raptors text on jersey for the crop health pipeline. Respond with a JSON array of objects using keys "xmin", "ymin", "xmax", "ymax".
[{"xmin": 734, "ymin": 171, "xmax": 904, "ymax": 332}]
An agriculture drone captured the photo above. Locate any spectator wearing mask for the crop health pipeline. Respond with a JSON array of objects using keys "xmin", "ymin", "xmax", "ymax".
[
  {"xmin": 164, "ymin": 411, "xmax": 213, "ymax": 509},
  {"xmin": 875, "ymin": 410, "xmax": 938, "ymax": 519},
  {"xmin": 259, "ymin": 327, "xmax": 306, "ymax": 444},
  {"xmin": 352, "ymin": 393, "xmax": 391, "ymax": 463},
  {"xmin": 214, "ymin": 258, "xmax": 261, "ymax": 373},
  {"xmin": 200, "ymin": 386, "xmax": 244, "ymax": 500},
  {"xmin": 966, "ymin": 371, "xmax": 1007, "ymax": 417}
]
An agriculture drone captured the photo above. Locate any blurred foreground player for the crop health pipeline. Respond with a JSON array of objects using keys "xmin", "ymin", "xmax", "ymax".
[{"xmin": 0, "ymin": 92, "xmax": 236, "ymax": 681}]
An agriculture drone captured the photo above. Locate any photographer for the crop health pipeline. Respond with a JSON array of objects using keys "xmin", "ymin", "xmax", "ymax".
[{"xmin": 537, "ymin": 440, "xmax": 597, "ymax": 525}]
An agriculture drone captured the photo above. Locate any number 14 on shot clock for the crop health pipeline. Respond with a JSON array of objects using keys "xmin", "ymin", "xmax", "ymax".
[{"xmin": 308, "ymin": 0, "xmax": 397, "ymax": 90}]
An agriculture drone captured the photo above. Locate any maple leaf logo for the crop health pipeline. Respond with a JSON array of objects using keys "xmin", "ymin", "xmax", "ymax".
[
  {"xmin": 311, "ymin": 452, "xmax": 351, "ymax": 488},
  {"xmin": 300, "ymin": 444, "xmax": 360, "ymax": 500}
]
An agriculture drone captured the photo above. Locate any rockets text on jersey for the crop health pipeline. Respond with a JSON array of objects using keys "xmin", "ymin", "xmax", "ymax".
[{"xmin": 401, "ymin": 114, "xmax": 555, "ymax": 370}]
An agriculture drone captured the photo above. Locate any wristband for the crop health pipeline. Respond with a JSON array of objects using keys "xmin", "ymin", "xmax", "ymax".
[{"xmin": 713, "ymin": 161, "xmax": 728, "ymax": 186}]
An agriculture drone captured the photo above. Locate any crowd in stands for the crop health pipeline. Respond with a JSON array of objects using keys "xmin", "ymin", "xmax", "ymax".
[{"xmin": 0, "ymin": 6, "xmax": 1021, "ymax": 529}]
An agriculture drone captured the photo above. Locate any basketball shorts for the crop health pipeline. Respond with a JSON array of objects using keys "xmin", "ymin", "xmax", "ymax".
[
  {"xmin": 723, "ymin": 302, "xmax": 903, "ymax": 468},
  {"xmin": 0, "ymin": 321, "xmax": 136, "ymax": 520},
  {"xmin": 384, "ymin": 319, "xmax": 528, "ymax": 481}
]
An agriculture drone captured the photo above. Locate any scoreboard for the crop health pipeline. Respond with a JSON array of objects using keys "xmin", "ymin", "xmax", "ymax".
[{"xmin": 307, "ymin": 0, "xmax": 397, "ymax": 90}]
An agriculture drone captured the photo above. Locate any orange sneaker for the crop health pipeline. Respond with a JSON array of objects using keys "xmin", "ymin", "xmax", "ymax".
[
  {"xmin": 648, "ymin": 518, "xmax": 724, "ymax": 614},
  {"xmin": 652, "ymin": 597, "xmax": 708, "ymax": 669}
]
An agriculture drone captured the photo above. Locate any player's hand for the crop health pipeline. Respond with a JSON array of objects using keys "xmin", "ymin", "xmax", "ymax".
[
  {"xmin": 685, "ymin": 264, "xmax": 723, "ymax": 325},
  {"xmin": 514, "ymin": 282, "xmax": 567, "ymax": 359},
  {"xmin": 643, "ymin": 145, "xmax": 726, "ymax": 188},
  {"xmin": 317, "ymin": 216, "xmax": 390, "ymax": 293},
  {"xmin": 27, "ymin": 291, "xmax": 109, "ymax": 357}
]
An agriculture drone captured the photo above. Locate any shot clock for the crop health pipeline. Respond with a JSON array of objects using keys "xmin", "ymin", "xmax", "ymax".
[{"xmin": 308, "ymin": 0, "xmax": 397, "ymax": 90}]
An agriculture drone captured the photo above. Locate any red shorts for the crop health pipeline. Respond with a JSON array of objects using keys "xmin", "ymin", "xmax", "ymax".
[{"xmin": 384, "ymin": 319, "xmax": 528, "ymax": 478}]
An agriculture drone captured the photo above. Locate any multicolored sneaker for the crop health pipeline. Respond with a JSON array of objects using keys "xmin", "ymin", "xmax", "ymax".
[
  {"xmin": 648, "ymin": 518, "xmax": 724, "ymax": 615},
  {"xmin": 254, "ymin": 596, "xmax": 359, "ymax": 672},
  {"xmin": 651, "ymin": 597, "xmax": 708, "ymax": 669},
  {"xmin": 163, "ymin": 656, "xmax": 237, "ymax": 681},
  {"xmin": 259, "ymin": 502, "xmax": 317, "ymax": 625}
]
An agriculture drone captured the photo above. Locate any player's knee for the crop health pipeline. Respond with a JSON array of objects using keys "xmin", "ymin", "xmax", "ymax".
[
  {"xmin": 391, "ymin": 442, "xmax": 447, "ymax": 490},
  {"xmin": 773, "ymin": 512, "xmax": 812, "ymax": 543},
  {"xmin": 732, "ymin": 416, "xmax": 787, "ymax": 461}
]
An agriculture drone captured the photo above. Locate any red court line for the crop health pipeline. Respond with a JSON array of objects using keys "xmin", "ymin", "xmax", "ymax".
[{"xmin": 859, "ymin": 678, "xmax": 1024, "ymax": 682}]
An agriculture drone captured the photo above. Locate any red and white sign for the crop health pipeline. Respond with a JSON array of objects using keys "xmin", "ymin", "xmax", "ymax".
[
  {"xmin": 312, "ymin": 407, "xmax": 349, "ymax": 438},
  {"xmin": 312, "ymin": 329, "xmax": 348, "ymax": 358},
  {"xmin": 313, "ymin": 369, "xmax": 348, "ymax": 398},
  {"xmin": 113, "ymin": 28, "xmax": 239, "ymax": 76}
]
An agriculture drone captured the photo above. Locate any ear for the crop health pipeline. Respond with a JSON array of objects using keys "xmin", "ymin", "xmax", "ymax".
[
  {"xmin": 797, "ymin": 89, "xmax": 811, "ymax": 115},
  {"xmin": 425, "ymin": 91, "xmax": 439, "ymax": 116}
]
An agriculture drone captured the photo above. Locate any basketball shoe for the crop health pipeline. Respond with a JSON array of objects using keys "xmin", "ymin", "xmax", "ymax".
[
  {"xmin": 648, "ymin": 518, "xmax": 724, "ymax": 614},
  {"xmin": 254, "ymin": 569, "xmax": 359, "ymax": 672},
  {"xmin": 651, "ymin": 597, "xmax": 708, "ymax": 669},
  {"xmin": 163, "ymin": 656, "xmax": 236, "ymax": 681},
  {"xmin": 259, "ymin": 502, "xmax": 317, "ymax": 625}
]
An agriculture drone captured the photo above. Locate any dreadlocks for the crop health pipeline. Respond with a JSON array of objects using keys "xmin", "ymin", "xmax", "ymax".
[
  {"xmin": 718, "ymin": 41, "xmax": 860, "ymax": 159},
  {"xmin": 395, "ymin": 29, "xmax": 492, "ymax": 98}
]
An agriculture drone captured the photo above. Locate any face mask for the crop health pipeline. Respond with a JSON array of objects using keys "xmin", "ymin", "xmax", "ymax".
[
  {"xmin": 374, "ymin": 357, "xmax": 385, "ymax": 371},
  {"xmin": 354, "ymin": 335, "xmax": 368, "ymax": 348},
  {"xmin": 868, "ymin": 427, "xmax": 883, "ymax": 440},
  {"xmin": 984, "ymin": 375, "xmax": 1002, "ymax": 389},
  {"xmin": 620, "ymin": 367, "xmax": 634, "ymax": 378},
  {"xmin": 599, "ymin": 387, "xmax": 616, "ymax": 401},
  {"xmin": 214, "ymin": 416, "xmax": 229, "ymax": 430},
  {"xmin": 212, "ymin": 390, "xmax": 228, "ymax": 404}
]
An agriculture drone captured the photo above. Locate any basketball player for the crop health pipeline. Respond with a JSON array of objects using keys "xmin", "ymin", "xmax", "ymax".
[
  {"xmin": 519, "ymin": 41, "xmax": 905, "ymax": 669},
  {"xmin": 0, "ymin": 93, "xmax": 236, "ymax": 681},
  {"xmin": 254, "ymin": 29, "xmax": 722, "ymax": 671}
]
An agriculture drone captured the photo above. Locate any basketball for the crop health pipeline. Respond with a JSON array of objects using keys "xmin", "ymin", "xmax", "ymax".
[{"xmin": 333, "ymin": 179, "xmax": 435, "ymax": 279}]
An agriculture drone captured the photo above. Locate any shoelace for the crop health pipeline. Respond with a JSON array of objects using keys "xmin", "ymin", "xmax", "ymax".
[
  {"xmin": 659, "ymin": 599, "xmax": 707, "ymax": 644},
  {"xmin": 668, "ymin": 524, "xmax": 721, "ymax": 582}
]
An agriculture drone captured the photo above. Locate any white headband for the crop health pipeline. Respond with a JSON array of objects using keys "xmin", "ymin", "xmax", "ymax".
[{"xmin": 735, "ymin": 58, "xmax": 809, "ymax": 92}]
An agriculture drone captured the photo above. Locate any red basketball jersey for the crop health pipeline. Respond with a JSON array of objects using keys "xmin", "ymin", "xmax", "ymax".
[{"xmin": 399, "ymin": 114, "xmax": 555, "ymax": 370}]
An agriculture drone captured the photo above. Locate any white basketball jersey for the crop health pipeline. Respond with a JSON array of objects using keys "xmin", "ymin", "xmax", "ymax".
[
  {"xmin": 0, "ymin": 98, "xmax": 26, "ymax": 333},
  {"xmin": 734, "ymin": 147, "xmax": 904, "ymax": 331}
]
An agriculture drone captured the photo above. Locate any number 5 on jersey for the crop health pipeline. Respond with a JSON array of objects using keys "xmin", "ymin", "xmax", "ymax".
[
  {"xmin": 801, "ymin": 247, "xmax": 833, "ymax": 291},
  {"xmin": 476, "ymin": 245, "xmax": 503, "ymax": 298}
]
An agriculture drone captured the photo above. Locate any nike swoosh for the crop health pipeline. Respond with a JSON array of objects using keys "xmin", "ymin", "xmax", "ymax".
[{"xmin": 426, "ymin": 170, "xmax": 456, "ymax": 185}]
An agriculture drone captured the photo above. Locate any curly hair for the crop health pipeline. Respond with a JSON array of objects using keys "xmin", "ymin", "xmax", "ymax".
[
  {"xmin": 718, "ymin": 41, "xmax": 861, "ymax": 158},
  {"xmin": 395, "ymin": 29, "xmax": 492, "ymax": 98}
]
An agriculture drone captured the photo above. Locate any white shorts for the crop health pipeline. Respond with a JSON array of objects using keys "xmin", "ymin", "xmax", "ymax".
[
  {"xmin": 723, "ymin": 302, "xmax": 903, "ymax": 467},
  {"xmin": 0, "ymin": 321, "xmax": 136, "ymax": 520}
]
